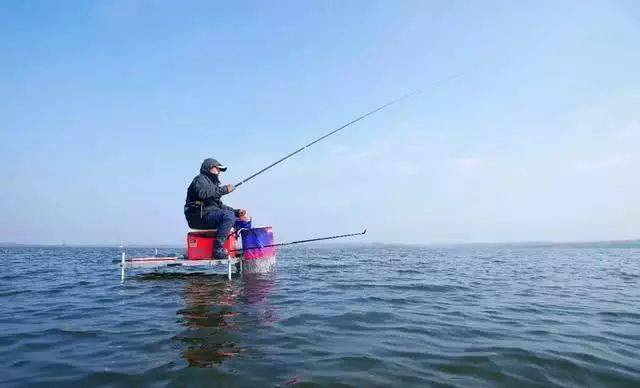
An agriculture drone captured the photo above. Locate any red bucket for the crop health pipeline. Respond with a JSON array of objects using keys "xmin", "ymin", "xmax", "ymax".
[{"xmin": 186, "ymin": 230, "xmax": 237, "ymax": 260}]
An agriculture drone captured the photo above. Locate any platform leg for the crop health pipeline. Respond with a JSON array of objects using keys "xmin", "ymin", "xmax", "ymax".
[
  {"xmin": 120, "ymin": 251, "xmax": 126, "ymax": 283},
  {"xmin": 240, "ymin": 259, "xmax": 243, "ymax": 275},
  {"xmin": 227, "ymin": 258, "xmax": 232, "ymax": 280}
]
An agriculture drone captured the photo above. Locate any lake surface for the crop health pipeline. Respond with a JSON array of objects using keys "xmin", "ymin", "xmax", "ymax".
[{"xmin": 1, "ymin": 244, "xmax": 639, "ymax": 387}]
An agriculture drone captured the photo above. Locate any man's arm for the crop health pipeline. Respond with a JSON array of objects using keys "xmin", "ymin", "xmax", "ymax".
[{"xmin": 195, "ymin": 176, "xmax": 231, "ymax": 200}]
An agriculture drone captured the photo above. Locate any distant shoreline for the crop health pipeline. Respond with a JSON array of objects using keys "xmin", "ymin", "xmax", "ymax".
[
  {"xmin": 1, "ymin": 239, "xmax": 639, "ymax": 249},
  {"xmin": 0, "ymin": 243, "xmax": 183, "ymax": 249}
]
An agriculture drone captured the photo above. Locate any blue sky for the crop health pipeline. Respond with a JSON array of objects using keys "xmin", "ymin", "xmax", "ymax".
[{"xmin": 1, "ymin": 0, "xmax": 639, "ymax": 245}]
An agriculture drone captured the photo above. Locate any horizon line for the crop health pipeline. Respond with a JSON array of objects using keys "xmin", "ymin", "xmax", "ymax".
[{"xmin": 1, "ymin": 238, "xmax": 639, "ymax": 248}]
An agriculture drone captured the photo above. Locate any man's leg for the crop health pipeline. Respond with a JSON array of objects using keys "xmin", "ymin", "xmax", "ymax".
[
  {"xmin": 215, "ymin": 210, "xmax": 236, "ymax": 239},
  {"xmin": 205, "ymin": 209, "xmax": 236, "ymax": 259},
  {"xmin": 203, "ymin": 209, "xmax": 235, "ymax": 232}
]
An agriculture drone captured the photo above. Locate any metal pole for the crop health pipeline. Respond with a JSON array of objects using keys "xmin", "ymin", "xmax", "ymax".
[{"xmin": 120, "ymin": 251, "xmax": 126, "ymax": 283}]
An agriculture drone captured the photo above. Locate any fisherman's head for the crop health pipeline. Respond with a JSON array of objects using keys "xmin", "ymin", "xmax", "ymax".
[{"xmin": 200, "ymin": 158, "xmax": 227, "ymax": 175}]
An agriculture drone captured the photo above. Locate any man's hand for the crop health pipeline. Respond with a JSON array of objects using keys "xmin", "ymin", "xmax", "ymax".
[
  {"xmin": 226, "ymin": 184, "xmax": 235, "ymax": 193},
  {"xmin": 238, "ymin": 209, "xmax": 249, "ymax": 221}
]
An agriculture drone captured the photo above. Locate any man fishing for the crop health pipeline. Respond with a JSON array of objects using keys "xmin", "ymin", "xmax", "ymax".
[{"xmin": 184, "ymin": 158, "xmax": 247, "ymax": 259}]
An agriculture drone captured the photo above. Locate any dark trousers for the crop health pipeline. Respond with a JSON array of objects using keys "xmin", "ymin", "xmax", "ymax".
[{"xmin": 204, "ymin": 209, "xmax": 236, "ymax": 238}]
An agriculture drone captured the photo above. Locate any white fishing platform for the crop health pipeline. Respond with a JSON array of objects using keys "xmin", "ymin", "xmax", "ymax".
[{"xmin": 119, "ymin": 252, "xmax": 242, "ymax": 282}]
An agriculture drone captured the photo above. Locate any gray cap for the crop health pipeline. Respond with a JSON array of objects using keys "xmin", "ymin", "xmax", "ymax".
[{"xmin": 200, "ymin": 158, "xmax": 227, "ymax": 173}]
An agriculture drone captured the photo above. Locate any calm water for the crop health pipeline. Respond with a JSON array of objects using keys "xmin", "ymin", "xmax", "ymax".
[{"xmin": 1, "ymin": 244, "xmax": 639, "ymax": 387}]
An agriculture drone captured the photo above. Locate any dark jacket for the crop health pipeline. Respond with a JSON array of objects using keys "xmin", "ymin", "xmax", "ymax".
[{"xmin": 184, "ymin": 160, "xmax": 238, "ymax": 229}]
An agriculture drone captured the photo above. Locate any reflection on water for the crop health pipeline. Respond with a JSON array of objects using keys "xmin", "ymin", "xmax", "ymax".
[
  {"xmin": 177, "ymin": 274, "xmax": 240, "ymax": 367},
  {"xmin": 172, "ymin": 272, "xmax": 277, "ymax": 368},
  {"xmin": 239, "ymin": 272, "xmax": 278, "ymax": 325}
]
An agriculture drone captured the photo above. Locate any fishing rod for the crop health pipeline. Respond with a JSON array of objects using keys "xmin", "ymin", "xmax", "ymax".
[
  {"xmin": 234, "ymin": 73, "xmax": 462, "ymax": 189},
  {"xmin": 229, "ymin": 229, "xmax": 367, "ymax": 254},
  {"xmin": 233, "ymin": 94, "xmax": 413, "ymax": 188}
]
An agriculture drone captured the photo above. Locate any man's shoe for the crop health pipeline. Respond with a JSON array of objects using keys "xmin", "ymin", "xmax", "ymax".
[{"xmin": 214, "ymin": 237, "xmax": 228, "ymax": 260}]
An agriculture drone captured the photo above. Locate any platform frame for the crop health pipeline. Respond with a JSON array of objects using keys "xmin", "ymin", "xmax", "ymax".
[{"xmin": 119, "ymin": 252, "xmax": 242, "ymax": 283}]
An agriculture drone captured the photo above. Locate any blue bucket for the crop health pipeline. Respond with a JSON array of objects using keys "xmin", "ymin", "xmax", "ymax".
[{"xmin": 240, "ymin": 227, "xmax": 275, "ymax": 260}]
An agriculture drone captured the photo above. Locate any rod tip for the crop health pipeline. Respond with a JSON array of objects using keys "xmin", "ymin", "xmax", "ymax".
[{"xmin": 362, "ymin": 228, "xmax": 367, "ymax": 235}]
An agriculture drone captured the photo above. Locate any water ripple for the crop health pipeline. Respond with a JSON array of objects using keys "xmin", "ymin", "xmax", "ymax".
[{"xmin": 0, "ymin": 245, "xmax": 639, "ymax": 386}]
